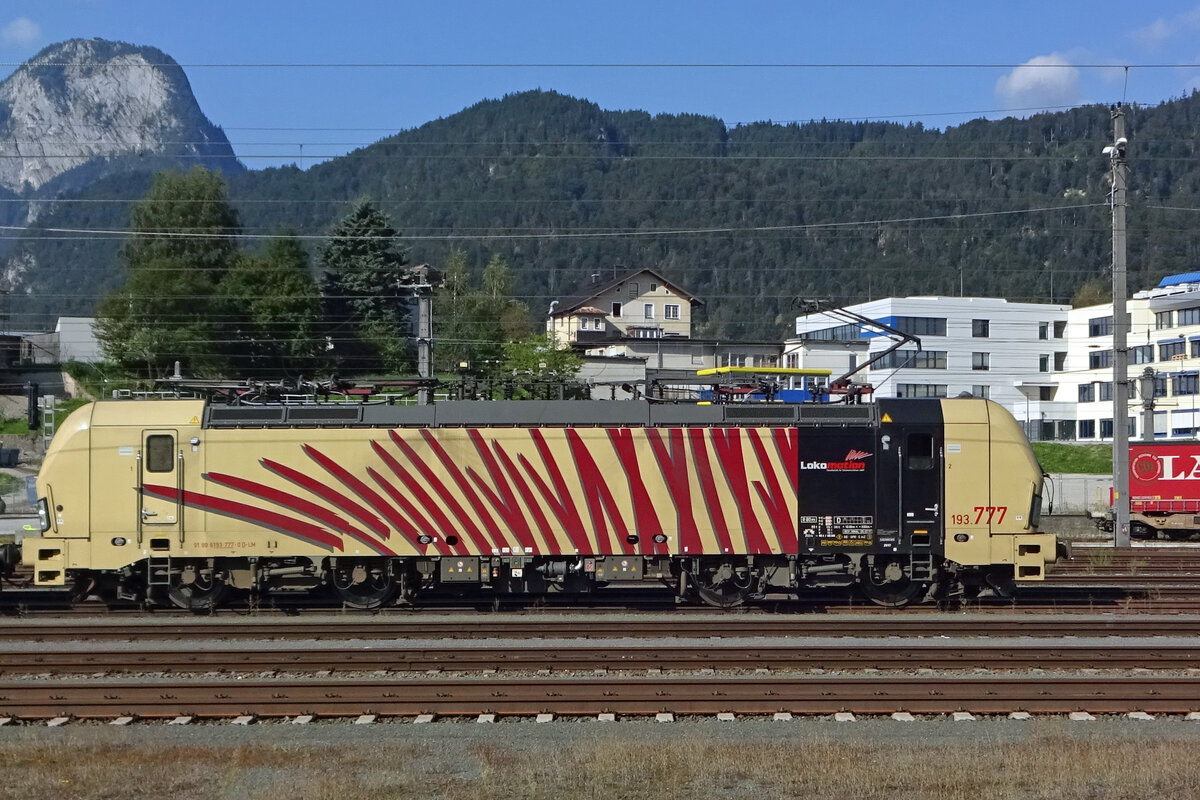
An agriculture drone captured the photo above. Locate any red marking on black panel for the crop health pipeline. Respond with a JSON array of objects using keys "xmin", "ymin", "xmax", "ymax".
[
  {"xmin": 686, "ymin": 428, "xmax": 734, "ymax": 553},
  {"xmin": 773, "ymin": 428, "xmax": 799, "ymax": 487},
  {"xmin": 564, "ymin": 429, "xmax": 631, "ymax": 555},
  {"xmin": 607, "ymin": 428, "xmax": 664, "ymax": 555},
  {"xmin": 709, "ymin": 428, "xmax": 773, "ymax": 554},
  {"xmin": 387, "ymin": 431, "xmax": 496, "ymax": 554},
  {"xmin": 465, "ymin": 430, "xmax": 540, "ymax": 552},
  {"xmin": 519, "ymin": 429, "xmax": 592, "ymax": 553},
  {"xmin": 745, "ymin": 430, "xmax": 798, "ymax": 553},
  {"xmin": 142, "ymin": 483, "xmax": 344, "ymax": 551},
  {"xmin": 370, "ymin": 442, "xmax": 463, "ymax": 556},
  {"xmin": 204, "ymin": 471, "xmax": 397, "ymax": 556},
  {"xmin": 646, "ymin": 427, "xmax": 702, "ymax": 554},
  {"xmin": 418, "ymin": 429, "xmax": 517, "ymax": 551},
  {"xmin": 262, "ymin": 457, "xmax": 389, "ymax": 539}
]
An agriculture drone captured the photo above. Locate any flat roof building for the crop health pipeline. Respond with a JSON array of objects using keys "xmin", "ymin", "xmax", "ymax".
[{"xmin": 792, "ymin": 296, "xmax": 1072, "ymax": 438}]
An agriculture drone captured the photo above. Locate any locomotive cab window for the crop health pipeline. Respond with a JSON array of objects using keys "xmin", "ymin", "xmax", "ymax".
[
  {"xmin": 906, "ymin": 433, "xmax": 936, "ymax": 471},
  {"xmin": 145, "ymin": 435, "xmax": 175, "ymax": 473}
]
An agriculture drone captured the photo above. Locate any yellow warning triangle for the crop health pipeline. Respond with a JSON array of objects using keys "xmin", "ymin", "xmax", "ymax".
[
  {"xmin": 881, "ymin": 412, "xmax": 893, "ymax": 423},
  {"xmin": 190, "ymin": 416, "xmax": 199, "ymax": 424}
]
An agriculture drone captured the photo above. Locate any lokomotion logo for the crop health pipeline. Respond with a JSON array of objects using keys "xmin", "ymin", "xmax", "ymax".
[{"xmin": 800, "ymin": 449, "xmax": 873, "ymax": 472}]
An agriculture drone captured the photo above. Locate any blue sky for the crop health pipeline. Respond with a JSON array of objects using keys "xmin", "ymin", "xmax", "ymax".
[{"xmin": 5, "ymin": 1, "xmax": 1200, "ymax": 169}]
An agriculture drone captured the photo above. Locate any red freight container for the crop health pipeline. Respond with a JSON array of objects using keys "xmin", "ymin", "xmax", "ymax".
[{"xmin": 1127, "ymin": 441, "xmax": 1200, "ymax": 536}]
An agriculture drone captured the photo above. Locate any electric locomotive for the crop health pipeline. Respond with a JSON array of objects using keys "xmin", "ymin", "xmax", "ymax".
[{"xmin": 14, "ymin": 394, "xmax": 1055, "ymax": 609}]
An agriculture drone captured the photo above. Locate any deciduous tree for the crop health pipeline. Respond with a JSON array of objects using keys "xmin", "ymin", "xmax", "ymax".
[
  {"xmin": 219, "ymin": 233, "xmax": 325, "ymax": 377},
  {"xmin": 501, "ymin": 333, "xmax": 582, "ymax": 381},
  {"xmin": 95, "ymin": 167, "xmax": 240, "ymax": 378}
]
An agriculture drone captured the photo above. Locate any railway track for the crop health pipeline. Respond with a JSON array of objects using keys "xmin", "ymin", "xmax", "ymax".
[
  {"xmin": 5, "ymin": 582, "xmax": 1200, "ymax": 612},
  {"xmin": 3, "ymin": 606, "xmax": 1199, "ymax": 720},
  {"xmin": 3, "ymin": 641, "xmax": 1199, "ymax": 674},
  {"xmin": 3, "ymin": 675, "xmax": 1199, "ymax": 718},
  {"xmin": 3, "ymin": 543, "xmax": 1200, "ymax": 618},
  {"xmin": 5, "ymin": 613, "xmax": 1200, "ymax": 641}
]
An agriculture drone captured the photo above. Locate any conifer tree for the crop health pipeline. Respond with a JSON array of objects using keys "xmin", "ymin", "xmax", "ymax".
[{"xmin": 320, "ymin": 201, "xmax": 411, "ymax": 374}]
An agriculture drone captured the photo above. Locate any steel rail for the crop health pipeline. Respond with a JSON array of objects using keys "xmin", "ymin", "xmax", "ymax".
[
  {"xmin": 3, "ymin": 675, "xmax": 1200, "ymax": 718},
  {"xmin": 3, "ymin": 642, "xmax": 1200, "ymax": 674},
  {"xmin": 6, "ymin": 614, "xmax": 1200, "ymax": 642}
]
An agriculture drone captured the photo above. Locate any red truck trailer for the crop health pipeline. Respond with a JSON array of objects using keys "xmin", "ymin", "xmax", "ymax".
[{"xmin": 1125, "ymin": 441, "xmax": 1200, "ymax": 539}]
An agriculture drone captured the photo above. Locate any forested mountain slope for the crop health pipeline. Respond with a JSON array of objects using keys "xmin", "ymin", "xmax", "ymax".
[{"xmin": 12, "ymin": 88, "xmax": 1200, "ymax": 338}]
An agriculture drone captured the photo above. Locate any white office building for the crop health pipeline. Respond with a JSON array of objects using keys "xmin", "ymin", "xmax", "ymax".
[
  {"xmin": 1062, "ymin": 272, "xmax": 1200, "ymax": 441},
  {"xmin": 790, "ymin": 297, "xmax": 1072, "ymax": 437}
]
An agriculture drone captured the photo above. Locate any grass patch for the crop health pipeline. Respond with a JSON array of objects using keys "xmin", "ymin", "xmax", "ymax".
[
  {"xmin": 0, "ymin": 418, "xmax": 34, "ymax": 435},
  {"xmin": 1033, "ymin": 442, "xmax": 1113, "ymax": 474},
  {"xmin": 3, "ymin": 732, "xmax": 1200, "ymax": 799},
  {"xmin": 1086, "ymin": 548, "xmax": 1114, "ymax": 571},
  {"xmin": 0, "ymin": 397, "xmax": 90, "ymax": 435}
]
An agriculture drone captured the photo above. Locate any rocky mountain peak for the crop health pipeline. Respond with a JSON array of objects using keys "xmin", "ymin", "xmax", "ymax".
[{"xmin": 0, "ymin": 38, "xmax": 241, "ymax": 194}]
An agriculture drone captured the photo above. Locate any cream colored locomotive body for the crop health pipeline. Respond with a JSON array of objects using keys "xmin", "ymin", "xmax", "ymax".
[{"xmin": 21, "ymin": 396, "xmax": 1055, "ymax": 609}]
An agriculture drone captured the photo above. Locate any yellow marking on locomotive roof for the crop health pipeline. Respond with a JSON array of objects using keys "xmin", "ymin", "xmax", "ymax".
[
  {"xmin": 881, "ymin": 412, "xmax": 893, "ymax": 423},
  {"xmin": 695, "ymin": 366, "xmax": 833, "ymax": 377}
]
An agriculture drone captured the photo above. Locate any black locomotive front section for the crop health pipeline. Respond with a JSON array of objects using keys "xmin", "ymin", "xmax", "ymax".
[{"xmin": 798, "ymin": 399, "xmax": 944, "ymax": 558}]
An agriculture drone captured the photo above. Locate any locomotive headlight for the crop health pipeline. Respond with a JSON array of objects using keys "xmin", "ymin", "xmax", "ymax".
[
  {"xmin": 953, "ymin": 533, "xmax": 970, "ymax": 543},
  {"xmin": 36, "ymin": 498, "xmax": 50, "ymax": 532}
]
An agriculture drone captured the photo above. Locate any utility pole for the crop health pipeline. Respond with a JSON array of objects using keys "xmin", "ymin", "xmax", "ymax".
[{"xmin": 1106, "ymin": 104, "xmax": 1131, "ymax": 547}]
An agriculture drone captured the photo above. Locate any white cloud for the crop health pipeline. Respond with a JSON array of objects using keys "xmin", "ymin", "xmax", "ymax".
[
  {"xmin": 995, "ymin": 54, "xmax": 1082, "ymax": 111},
  {"xmin": 1, "ymin": 17, "xmax": 40, "ymax": 48},
  {"xmin": 1132, "ymin": 6, "xmax": 1200, "ymax": 50},
  {"xmin": 1133, "ymin": 18, "xmax": 1175, "ymax": 50}
]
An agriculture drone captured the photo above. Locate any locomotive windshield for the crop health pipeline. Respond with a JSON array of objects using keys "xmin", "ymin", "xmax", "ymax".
[{"xmin": 1029, "ymin": 490, "xmax": 1043, "ymax": 528}]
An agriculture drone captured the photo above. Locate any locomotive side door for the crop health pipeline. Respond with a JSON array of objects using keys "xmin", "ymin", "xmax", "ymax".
[
  {"xmin": 138, "ymin": 429, "xmax": 182, "ymax": 546},
  {"xmin": 898, "ymin": 427, "xmax": 942, "ymax": 550}
]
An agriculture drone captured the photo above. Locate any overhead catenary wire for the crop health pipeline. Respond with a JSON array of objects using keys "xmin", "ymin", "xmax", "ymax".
[
  {"xmin": 0, "ymin": 60, "xmax": 1182, "ymax": 68},
  {"xmin": 0, "ymin": 204, "xmax": 1112, "ymax": 242}
]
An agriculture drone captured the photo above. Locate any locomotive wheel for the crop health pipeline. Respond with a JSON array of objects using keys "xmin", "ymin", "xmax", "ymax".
[
  {"xmin": 860, "ymin": 555, "xmax": 925, "ymax": 608},
  {"xmin": 166, "ymin": 561, "xmax": 228, "ymax": 611},
  {"xmin": 693, "ymin": 559, "xmax": 753, "ymax": 609},
  {"xmin": 330, "ymin": 558, "xmax": 398, "ymax": 609}
]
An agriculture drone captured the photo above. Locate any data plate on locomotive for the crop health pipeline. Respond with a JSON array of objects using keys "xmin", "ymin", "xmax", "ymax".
[{"xmin": 801, "ymin": 515, "xmax": 875, "ymax": 547}]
